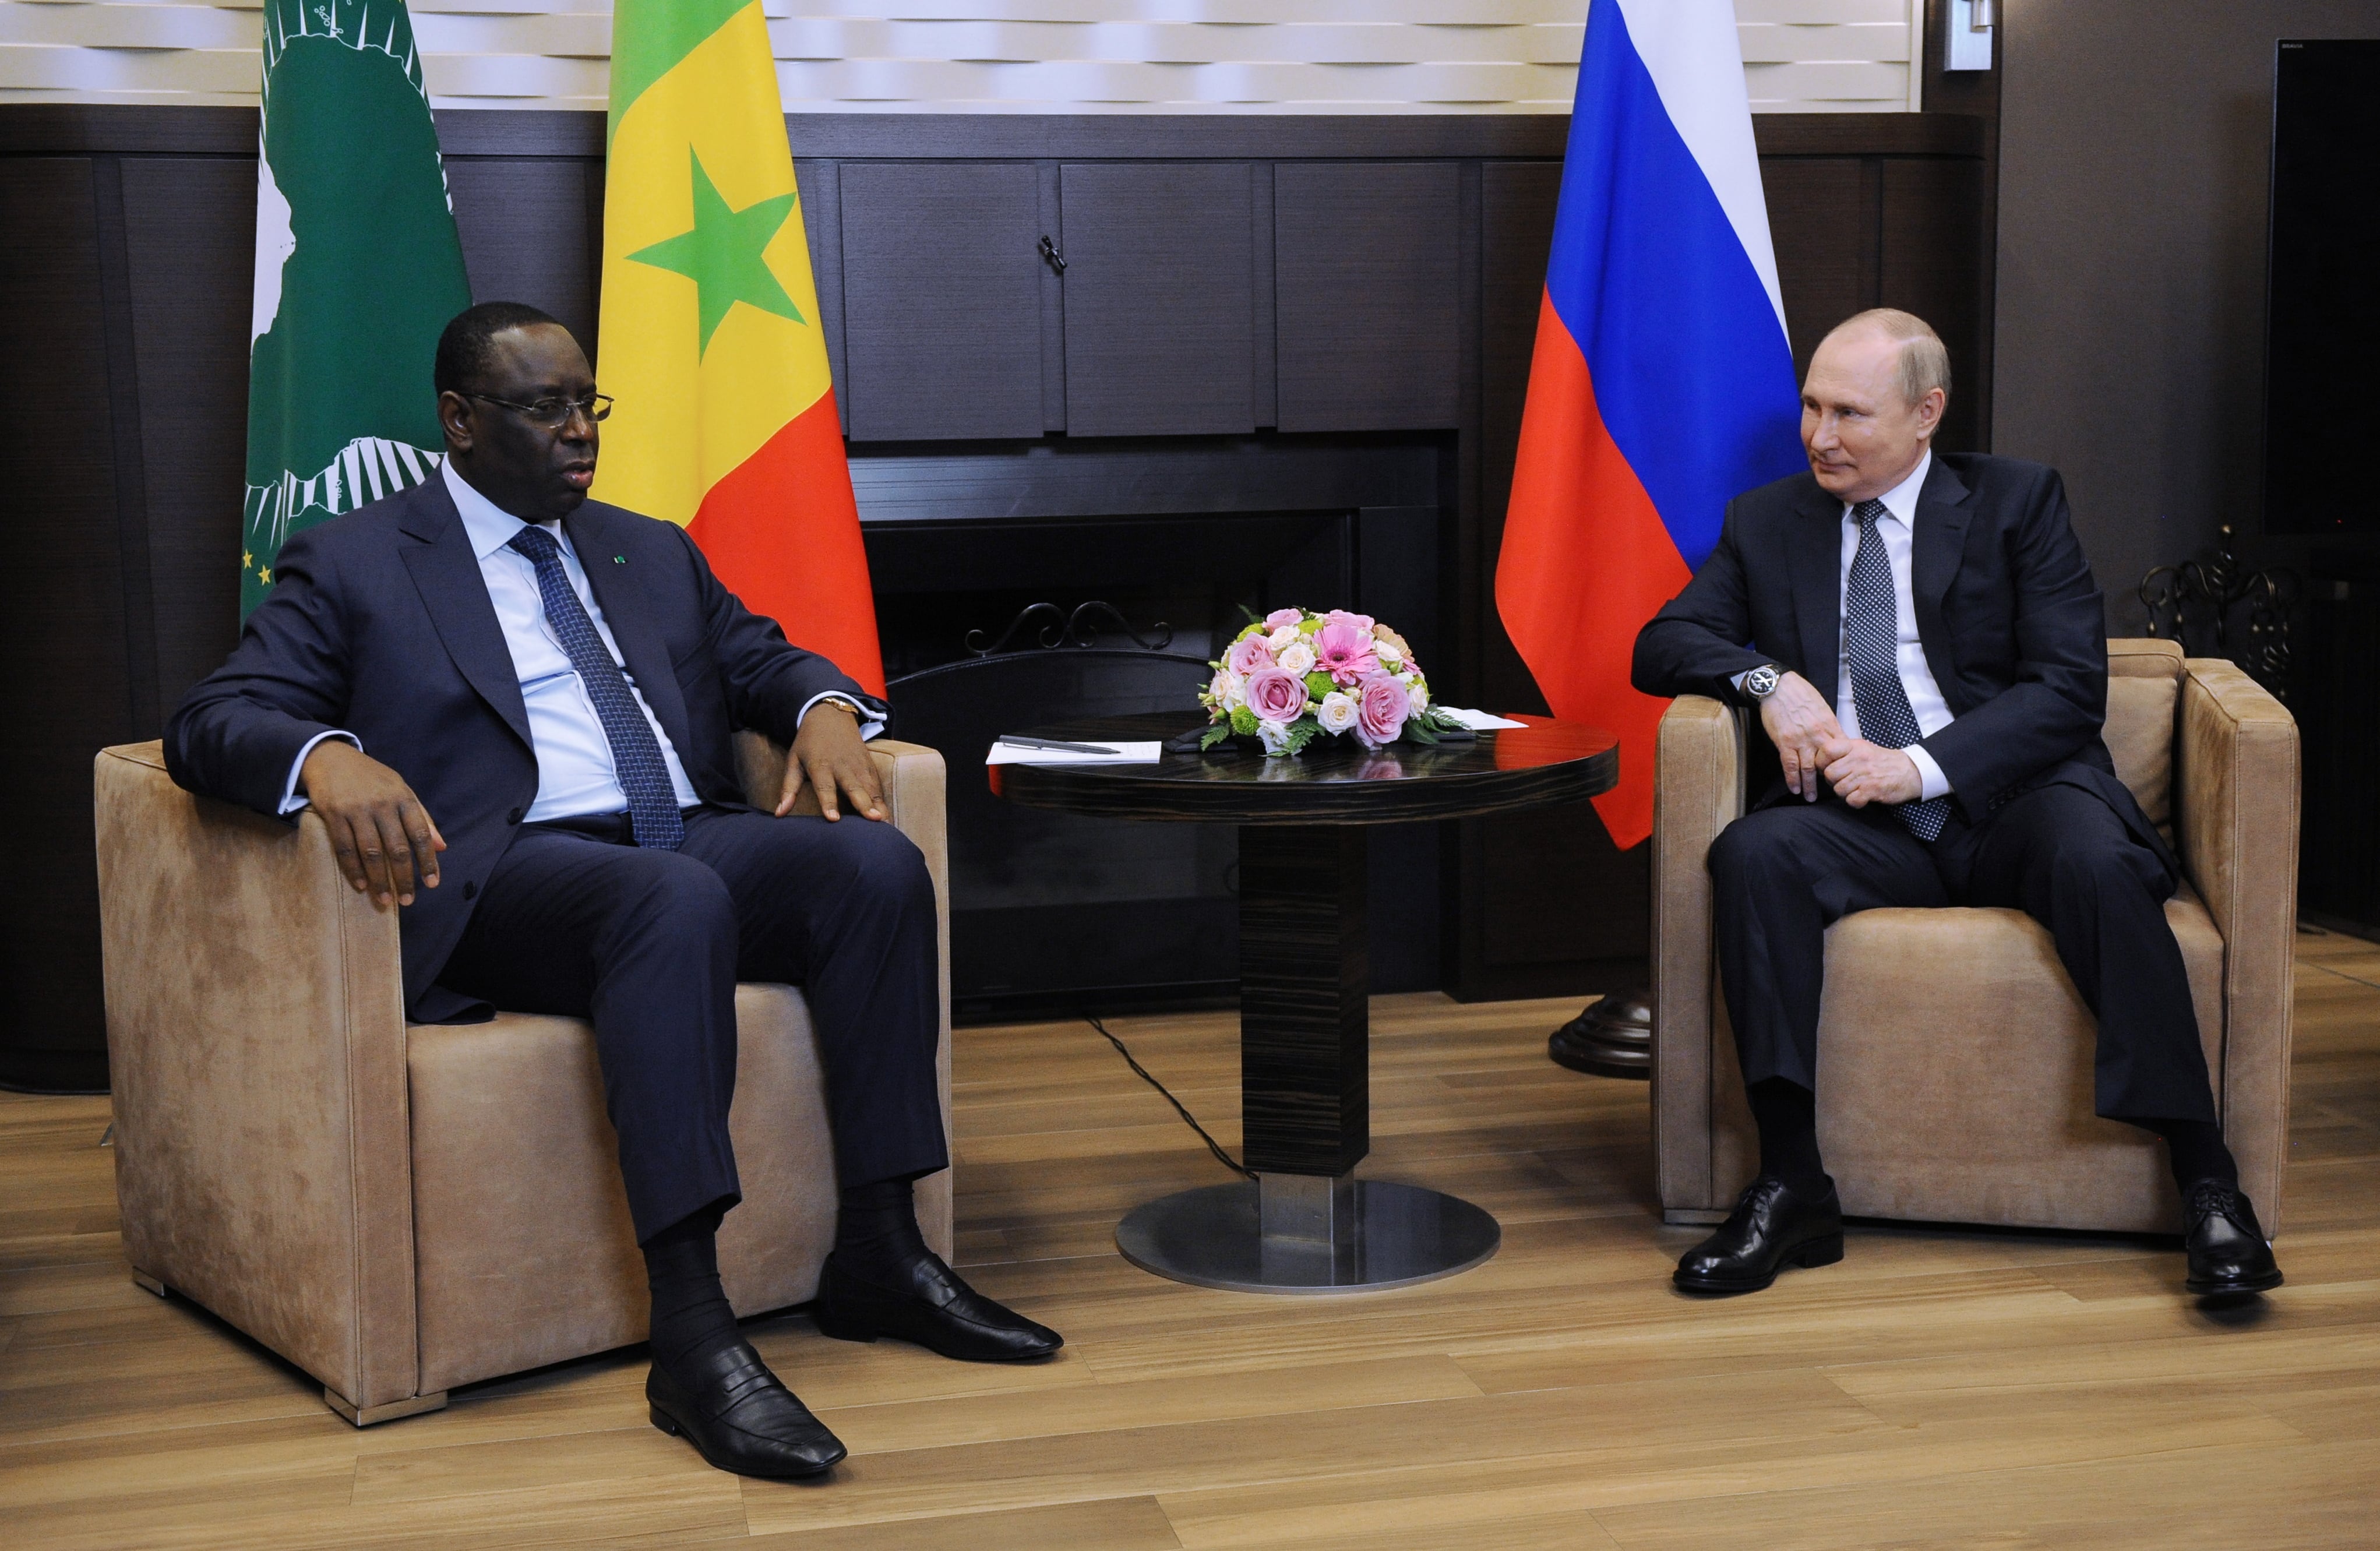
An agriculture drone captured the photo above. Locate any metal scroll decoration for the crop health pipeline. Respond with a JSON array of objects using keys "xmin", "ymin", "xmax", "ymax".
[
  {"xmin": 964, "ymin": 601, "xmax": 1174, "ymax": 658},
  {"xmin": 2138, "ymin": 524, "xmax": 2300, "ymax": 700}
]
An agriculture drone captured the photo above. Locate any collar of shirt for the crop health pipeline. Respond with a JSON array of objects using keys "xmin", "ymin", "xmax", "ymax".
[
  {"xmin": 1843, "ymin": 446, "xmax": 1933, "ymax": 530},
  {"xmin": 441, "ymin": 456, "xmax": 568, "ymax": 563}
]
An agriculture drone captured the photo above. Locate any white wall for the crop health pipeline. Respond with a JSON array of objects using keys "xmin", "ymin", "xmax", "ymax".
[{"xmin": 0, "ymin": 0, "xmax": 1921, "ymax": 114}]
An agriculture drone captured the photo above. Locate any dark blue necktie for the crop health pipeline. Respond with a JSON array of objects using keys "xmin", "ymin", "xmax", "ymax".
[
  {"xmin": 1845, "ymin": 500, "xmax": 1951, "ymax": 843},
  {"xmin": 507, "ymin": 525, "xmax": 685, "ymax": 849}
]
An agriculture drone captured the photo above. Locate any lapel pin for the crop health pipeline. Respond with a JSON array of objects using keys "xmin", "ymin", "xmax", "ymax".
[{"xmin": 612, "ymin": 555, "xmax": 627, "ymax": 565}]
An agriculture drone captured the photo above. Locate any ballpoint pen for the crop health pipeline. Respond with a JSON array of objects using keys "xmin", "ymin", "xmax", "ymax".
[{"xmin": 997, "ymin": 734, "xmax": 1120, "ymax": 755}]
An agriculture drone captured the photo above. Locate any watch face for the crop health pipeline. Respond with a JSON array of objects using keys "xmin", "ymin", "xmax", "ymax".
[{"xmin": 1748, "ymin": 666, "xmax": 1779, "ymax": 698}]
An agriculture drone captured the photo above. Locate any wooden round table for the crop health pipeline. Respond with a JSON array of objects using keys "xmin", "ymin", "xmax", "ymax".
[{"xmin": 992, "ymin": 710, "xmax": 1619, "ymax": 1293}]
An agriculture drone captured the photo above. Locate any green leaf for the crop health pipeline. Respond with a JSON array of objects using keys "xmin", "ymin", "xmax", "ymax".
[
  {"xmin": 1200, "ymin": 722, "xmax": 1233, "ymax": 750},
  {"xmin": 1279, "ymin": 719, "xmax": 1322, "ymax": 755},
  {"xmin": 1402, "ymin": 719, "xmax": 1440, "ymax": 746}
]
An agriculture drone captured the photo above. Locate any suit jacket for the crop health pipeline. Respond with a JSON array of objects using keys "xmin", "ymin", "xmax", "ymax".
[
  {"xmin": 1631, "ymin": 452, "xmax": 2169, "ymax": 863},
  {"xmin": 165, "ymin": 475, "xmax": 877, "ymax": 1022}
]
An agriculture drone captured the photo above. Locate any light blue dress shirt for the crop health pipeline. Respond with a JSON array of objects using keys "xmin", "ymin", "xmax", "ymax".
[{"xmin": 280, "ymin": 459, "xmax": 879, "ymax": 817}]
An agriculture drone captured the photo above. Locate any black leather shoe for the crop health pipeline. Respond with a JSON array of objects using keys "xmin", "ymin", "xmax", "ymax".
[
  {"xmin": 813, "ymin": 1247, "xmax": 1063, "ymax": 1362},
  {"xmin": 2183, "ymin": 1179, "xmax": 2283, "ymax": 1295},
  {"xmin": 646, "ymin": 1339, "xmax": 847, "ymax": 1479},
  {"xmin": 1673, "ymin": 1175, "xmax": 1845, "ymax": 1296}
]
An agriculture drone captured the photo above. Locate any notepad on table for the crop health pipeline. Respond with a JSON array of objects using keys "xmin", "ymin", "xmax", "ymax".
[{"xmin": 1436, "ymin": 707, "xmax": 1529, "ymax": 731}]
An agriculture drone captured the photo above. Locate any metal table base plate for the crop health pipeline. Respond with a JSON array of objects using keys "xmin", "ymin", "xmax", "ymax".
[{"xmin": 1115, "ymin": 1178, "xmax": 1501, "ymax": 1294}]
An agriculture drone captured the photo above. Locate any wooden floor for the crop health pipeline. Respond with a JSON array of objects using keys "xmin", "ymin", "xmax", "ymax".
[{"xmin": 8, "ymin": 932, "xmax": 2380, "ymax": 1549}]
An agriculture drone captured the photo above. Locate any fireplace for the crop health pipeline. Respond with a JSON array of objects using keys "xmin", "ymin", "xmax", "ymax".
[{"xmin": 854, "ymin": 432, "xmax": 1450, "ymax": 1021}]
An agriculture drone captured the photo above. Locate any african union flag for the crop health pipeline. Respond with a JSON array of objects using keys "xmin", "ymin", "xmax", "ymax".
[
  {"xmin": 242, "ymin": 0, "xmax": 471, "ymax": 619},
  {"xmin": 596, "ymin": 0, "xmax": 884, "ymax": 695}
]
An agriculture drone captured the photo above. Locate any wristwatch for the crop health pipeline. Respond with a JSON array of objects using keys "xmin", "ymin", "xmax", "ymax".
[{"xmin": 1742, "ymin": 664, "xmax": 1783, "ymax": 702}]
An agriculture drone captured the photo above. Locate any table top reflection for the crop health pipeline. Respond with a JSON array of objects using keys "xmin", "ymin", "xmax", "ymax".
[{"xmin": 988, "ymin": 710, "xmax": 1619, "ymax": 826}]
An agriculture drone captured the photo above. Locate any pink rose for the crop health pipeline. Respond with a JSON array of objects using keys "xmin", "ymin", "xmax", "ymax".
[
  {"xmin": 1314, "ymin": 621, "xmax": 1380, "ymax": 686},
  {"xmin": 1225, "ymin": 634, "xmax": 1275, "ymax": 676},
  {"xmin": 1243, "ymin": 666, "xmax": 1310, "ymax": 724},
  {"xmin": 1355, "ymin": 672, "xmax": 1410, "ymax": 749},
  {"xmin": 1264, "ymin": 608, "xmax": 1304, "ymax": 629},
  {"xmin": 1323, "ymin": 609, "xmax": 1376, "ymax": 633}
]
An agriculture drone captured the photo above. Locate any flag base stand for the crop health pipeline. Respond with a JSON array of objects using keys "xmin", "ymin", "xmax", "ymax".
[{"xmin": 1548, "ymin": 988, "xmax": 1652, "ymax": 1080}]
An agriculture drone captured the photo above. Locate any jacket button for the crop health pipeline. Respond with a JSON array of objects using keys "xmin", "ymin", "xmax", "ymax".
[
  {"xmin": 507, "ymin": 808, "xmax": 523, "ymax": 825},
  {"xmin": 463, "ymin": 881, "xmax": 478, "ymax": 900}
]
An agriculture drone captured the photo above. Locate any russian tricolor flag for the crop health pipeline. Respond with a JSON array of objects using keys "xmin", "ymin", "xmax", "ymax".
[{"xmin": 1496, "ymin": 0, "xmax": 1805, "ymax": 849}]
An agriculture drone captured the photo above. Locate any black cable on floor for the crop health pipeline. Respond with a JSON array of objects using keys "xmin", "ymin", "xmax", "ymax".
[{"xmin": 1085, "ymin": 1014, "xmax": 1254, "ymax": 1180}]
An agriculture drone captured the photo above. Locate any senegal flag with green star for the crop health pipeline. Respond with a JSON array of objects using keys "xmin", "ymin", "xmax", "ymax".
[
  {"xmin": 242, "ymin": 0, "xmax": 471, "ymax": 618},
  {"xmin": 597, "ymin": 0, "xmax": 884, "ymax": 695}
]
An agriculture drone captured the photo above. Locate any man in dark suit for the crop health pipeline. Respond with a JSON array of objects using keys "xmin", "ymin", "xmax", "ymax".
[
  {"xmin": 168, "ymin": 303, "xmax": 1060, "ymax": 1480},
  {"xmin": 1631, "ymin": 308, "xmax": 2281, "ymax": 1300}
]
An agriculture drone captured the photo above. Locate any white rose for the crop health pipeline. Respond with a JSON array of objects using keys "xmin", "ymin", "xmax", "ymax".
[
  {"xmin": 1316, "ymin": 691, "xmax": 1359, "ymax": 734},
  {"xmin": 1374, "ymin": 638, "xmax": 1404, "ymax": 665},
  {"xmin": 1267, "ymin": 625, "xmax": 1301, "ymax": 653},
  {"xmin": 1402, "ymin": 675, "xmax": 1429, "ymax": 712},
  {"xmin": 1277, "ymin": 640, "xmax": 1317, "ymax": 675},
  {"xmin": 1257, "ymin": 718, "xmax": 1293, "ymax": 756},
  {"xmin": 1211, "ymin": 669, "xmax": 1246, "ymax": 710}
]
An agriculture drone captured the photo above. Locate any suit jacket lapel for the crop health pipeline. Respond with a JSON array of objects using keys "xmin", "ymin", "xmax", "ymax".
[
  {"xmin": 568, "ymin": 505, "xmax": 698, "ymax": 768},
  {"xmin": 397, "ymin": 480, "xmax": 533, "ymax": 750},
  {"xmin": 1788, "ymin": 482, "xmax": 1843, "ymax": 706},
  {"xmin": 1909, "ymin": 454, "xmax": 1973, "ymax": 691}
]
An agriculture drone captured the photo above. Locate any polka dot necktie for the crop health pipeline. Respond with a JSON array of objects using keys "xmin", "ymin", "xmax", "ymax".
[
  {"xmin": 506, "ymin": 525, "xmax": 686, "ymax": 850},
  {"xmin": 1845, "ymin": 500, "xmax": 1951, "ymax": 842}
]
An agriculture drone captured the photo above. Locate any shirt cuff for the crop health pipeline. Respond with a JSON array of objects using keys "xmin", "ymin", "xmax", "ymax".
[
  {"xmin": 1906, "ymin": 744, "xmax": 1951, "ymax": 802},
  {"xmin": 798, "ymin": 691, "xmax": 886, "ymax": 742},
  {"xmin": 280, "ymin": 731, "xmax": 362, "ymax": 815}
]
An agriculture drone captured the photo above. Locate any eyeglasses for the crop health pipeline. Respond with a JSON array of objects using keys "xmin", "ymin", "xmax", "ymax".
[{"xmin": 464, "ymin": 392, "xmax": 614, "ymax": 429}]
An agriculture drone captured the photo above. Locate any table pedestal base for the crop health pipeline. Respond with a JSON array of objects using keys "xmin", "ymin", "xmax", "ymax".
[{"xmin": 1115, "ymin": 1174, "xmax": 1500, "ymax": 1294}]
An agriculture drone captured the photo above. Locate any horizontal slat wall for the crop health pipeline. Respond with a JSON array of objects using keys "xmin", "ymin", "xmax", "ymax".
[{"xmin": 0, "ymin": 0, "xmax": 1923, "ymax": 114}]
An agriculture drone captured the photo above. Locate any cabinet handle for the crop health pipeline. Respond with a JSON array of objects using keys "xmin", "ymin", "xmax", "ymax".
[{"xmin": 1038, "ymin": 234, "xmax": 1067, "ymax": 274}]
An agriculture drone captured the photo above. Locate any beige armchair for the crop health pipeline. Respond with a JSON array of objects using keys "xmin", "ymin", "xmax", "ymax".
[
  {"xmin": 94, "ymin": 733, "xmax": 952, "ymax": 1426},
  {"xmin": 1652, "ymin": 639, "xmax": 2298, "ymax": 1236}
]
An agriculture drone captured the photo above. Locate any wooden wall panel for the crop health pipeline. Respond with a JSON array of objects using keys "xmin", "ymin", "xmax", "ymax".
[
  {"xmin": 445, "ymin": 156, "xmax": 600, "ymax": 357},
  {"xmin": 838, "ymin": 161, "xmax": 1044, "ymax": 443},
  {"xmin": 1880, "ymin": 155, "xmax": 1986, "ymax": 450},
  {"xmin": 0, "ymin": 158, "xmax": 134, "ymax": 1090},
  {"xmin": 121, "ymin": 156, "xmax": 249, "ymax": 712},
  {"xmin": 1274, "ymin": 161, "xmax": 1462, "ymax": 432},
  {"xmin": 1760, "ymin": 156, "xmax": 1879, "ymax": 384},
  {"xmin": 1057, "ymin": 161, "xmax": 1254, "ymax": 439}
]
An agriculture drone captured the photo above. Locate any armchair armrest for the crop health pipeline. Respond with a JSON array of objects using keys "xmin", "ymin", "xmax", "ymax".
[
  {"xmin": 1651, "ymin": 696, "xmax": 1748, "ymax": 1210},
  {"xmin": 2174, "ymin": 660, "xmax": 2300, "ymax": 1223},
  {"xmin": 94, "ymin": 741, "xmax": 417, "ymax": 1415}
]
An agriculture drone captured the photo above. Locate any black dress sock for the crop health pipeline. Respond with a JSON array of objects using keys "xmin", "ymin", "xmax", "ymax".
[
  {"xmin": 834, "ymin": 1175, "xmax": 930, "ymax": 1273},
  {"xmin": 2139, "ymin": 1118, "xmax": 2240, "ymax": 1192},
  {"xmin": 1746, "ymin": 1078, "xmax": 1829, "ymax": 1192},
  {"xmin": 641, "ymin": 1201, "xmax": 743, "ymax": 1374}
]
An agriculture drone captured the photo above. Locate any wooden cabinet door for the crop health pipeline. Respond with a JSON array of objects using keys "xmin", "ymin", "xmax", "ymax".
[
  {"xmin": 838, "ymin": 161, "xmax": 1044, "ymax": 442},
  {"xmin": 1057, "ymin": 162, "xmax": 1254, "ymax": 438},
  {"xmin": 1274, "ymin": 162, "xmax": 1461, "ymax": 432}
]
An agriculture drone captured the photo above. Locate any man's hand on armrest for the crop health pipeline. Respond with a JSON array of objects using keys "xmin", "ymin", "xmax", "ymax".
[
  {"xmin": 1760, "ymin": 672, "xmax": 1850, "ymax": 801},
  {"xmin": 777, "ymin": 699, "xmax": 888, "ymax": 823},
  {"xmin": 299, "ymin": 741, "xmax": 446, "ymax": 907}
]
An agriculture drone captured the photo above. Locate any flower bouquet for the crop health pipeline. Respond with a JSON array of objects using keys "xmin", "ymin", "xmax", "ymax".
[{"xmin": 1198, "ymin": 608, "xmax": 1472, "ymax": 756}]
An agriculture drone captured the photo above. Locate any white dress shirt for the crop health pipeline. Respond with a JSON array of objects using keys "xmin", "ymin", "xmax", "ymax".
[
  {"xmin": 280, "ymin": 459, "xmax": 878, "ymax": 816},
  {"xmin": 1733, "ymin": 447, "xmax": 1953, "ymax": 802}
]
